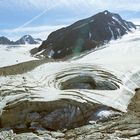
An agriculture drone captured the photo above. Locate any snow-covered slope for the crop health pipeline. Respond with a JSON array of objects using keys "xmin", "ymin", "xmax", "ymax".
[
  {"xmin": 0, "ymin": 30, "xmax": 140, "ymax": 129},
  {"xmin": 76, "ymin": 29, "xmax": 140, "ymax": 72},
  {"xmin": 0, "ymin": 45, "xmax": 39, "ymax": 67}
]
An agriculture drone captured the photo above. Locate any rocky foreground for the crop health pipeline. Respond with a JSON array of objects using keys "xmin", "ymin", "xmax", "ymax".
[{"xmin": 0, "ymin": 88, "xmax": 140, "ymax": 140}]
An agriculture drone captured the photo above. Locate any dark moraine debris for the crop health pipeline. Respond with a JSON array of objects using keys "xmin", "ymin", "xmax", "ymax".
[
  {"xmin": 31, "ymin": 10, "xmax": 136, "ymax": 59},
  {"xmin": 0, "ymin": 99, "xmax": 120, "ymax": 131}
]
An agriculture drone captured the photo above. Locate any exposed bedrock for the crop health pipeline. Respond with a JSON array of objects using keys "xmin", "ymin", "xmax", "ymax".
[
  {"xmin": 0, "ymin": 99, "xmax": 120, "ymax": 131},
  {"xmin": 63, "ymin": 89, "xmax": 140, "ymax": 139},
  {"xmin": 0, "ymin": 90, "xmax": 140, "ymax": 140}
]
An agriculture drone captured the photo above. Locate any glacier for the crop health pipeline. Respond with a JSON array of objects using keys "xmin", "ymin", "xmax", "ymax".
[{"xmin": 0, "ymin": 29, "xmax": 140, "ymax": 131}]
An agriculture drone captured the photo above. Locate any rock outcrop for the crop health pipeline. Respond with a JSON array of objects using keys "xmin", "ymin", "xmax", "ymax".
[
  {"xmin": 31, "ymin": 10, "xmax": 136, "ymax": 59},
  {"xmin": 0, "ymin": 89, "xmax": 140, "ymax": 140}
]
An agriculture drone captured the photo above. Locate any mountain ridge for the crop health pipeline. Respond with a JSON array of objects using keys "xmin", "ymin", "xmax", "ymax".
[
  {"xmin": 0, "ymin": 35, "xmax": 42, "ymax": 45},
  {"xmin": 31, "ymin": 10, "xmax": 136, "ymax": 59}
]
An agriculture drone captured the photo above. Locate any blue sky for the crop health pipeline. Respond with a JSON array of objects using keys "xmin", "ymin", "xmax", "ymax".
[{"xmin": 0, "ymin": 0, "xmax": 140, "ymax": 40}]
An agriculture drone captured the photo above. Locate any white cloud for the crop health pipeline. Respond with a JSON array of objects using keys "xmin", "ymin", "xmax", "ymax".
[
  {"xmin": 1, "ymin": 0, "xmax": 140, "ymax": 31},
  {"xmin": 1, "ymin": 24, "xmax": 67, "ymax": 40},
  {"xmin": 0, "ymin": 0, "xmax": 65, "ymax": 10},
  {"xmin": 41, "ymin": 0, "xmax": 140, "ymax": 12},
  {"xmin": 1, "ymin": 0, "xmax": 140, "ymax": 40},
  {"xmin": 5, "ymin": 1, "xmax": 63, "ymax": 37},
  {"xmin": 130, "ymin": 18, "xmax": 140, "ymax": 25},
  {"xmin": 3, "ymin": 25, "xmax": 66, "ymax": 33},
  {"xmin": 1, "ymin": 0, "xmax": 140, "ymax": 12}
]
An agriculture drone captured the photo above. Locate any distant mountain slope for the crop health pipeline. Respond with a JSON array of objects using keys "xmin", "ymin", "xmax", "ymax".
[
  {"xmin": 0, "ymin": 36, "xmax": 13, "ymax": 45},
  {"xmin": 34, "ymin": 38, "xmax": 42, "ymax": 44},
  {"xmin": 31, "ymin": 10, "xmax": 136, "ymax": 59},
  {"xmin": 14, "ymin": 35, "xmax": 40, "ymax": 45},
  {"xmin": 0, "ymin": 35, "xmax": 42, "ymax": 45}
]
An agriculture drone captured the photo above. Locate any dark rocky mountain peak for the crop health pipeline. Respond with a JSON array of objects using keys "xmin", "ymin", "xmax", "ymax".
[
  {"xmin": 0, "ymin": 36, "xmax": 12, "ymax": 45},
  {"xmin": 0, "ymin": 35, "xmax": 42, "ymax": 45},
  {"xmin": 15, "ymin": 35, "xmax": 38, "ymax": 45},
  {"xmin": 31, "ymin": 10, "xmax": 136, "ymax": 59}
]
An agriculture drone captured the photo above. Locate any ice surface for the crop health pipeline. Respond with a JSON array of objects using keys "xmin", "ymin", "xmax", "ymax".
[
  {"xmin": 0, "ymin": 29, "xmax": 140, "ymax": 116},
  {"xmin": 0, "ymin": 44, "xmax": 39, "ymax": 67}
]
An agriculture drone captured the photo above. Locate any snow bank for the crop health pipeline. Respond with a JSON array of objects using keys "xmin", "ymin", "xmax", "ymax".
[{"xmin": 0, "ymin": 44, "xmax": 39, "ymax": 67}]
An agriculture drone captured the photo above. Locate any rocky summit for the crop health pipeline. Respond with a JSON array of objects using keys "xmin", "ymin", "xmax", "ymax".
[
  {"xmin": 14, "ymin": 35, "xmax": 40, "ymax": 45},
  {"xmin": 0, "ymin": 35, "xmax": 42, "ymax": 45},
  {"xmin": 31, "ymin": 10, "xmax": 136, "ymax": 59},
  {"xmin": 0, "ymin": 36, "xmax": 13, "ymax": 45}
]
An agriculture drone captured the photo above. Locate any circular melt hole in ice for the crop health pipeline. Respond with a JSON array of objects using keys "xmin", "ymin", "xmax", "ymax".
[
  {"xmin": 60, "ymin": 75, "xmax": 96, "ymax": 90},
  {"xmin": 60, "ymin": 75, "xmax": 118, "ymax": 90}
]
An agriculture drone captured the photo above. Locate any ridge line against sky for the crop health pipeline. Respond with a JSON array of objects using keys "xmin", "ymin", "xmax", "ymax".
[{"xmin": 0, "ymin": 0, "xmax": 140, "ymax": 40}]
